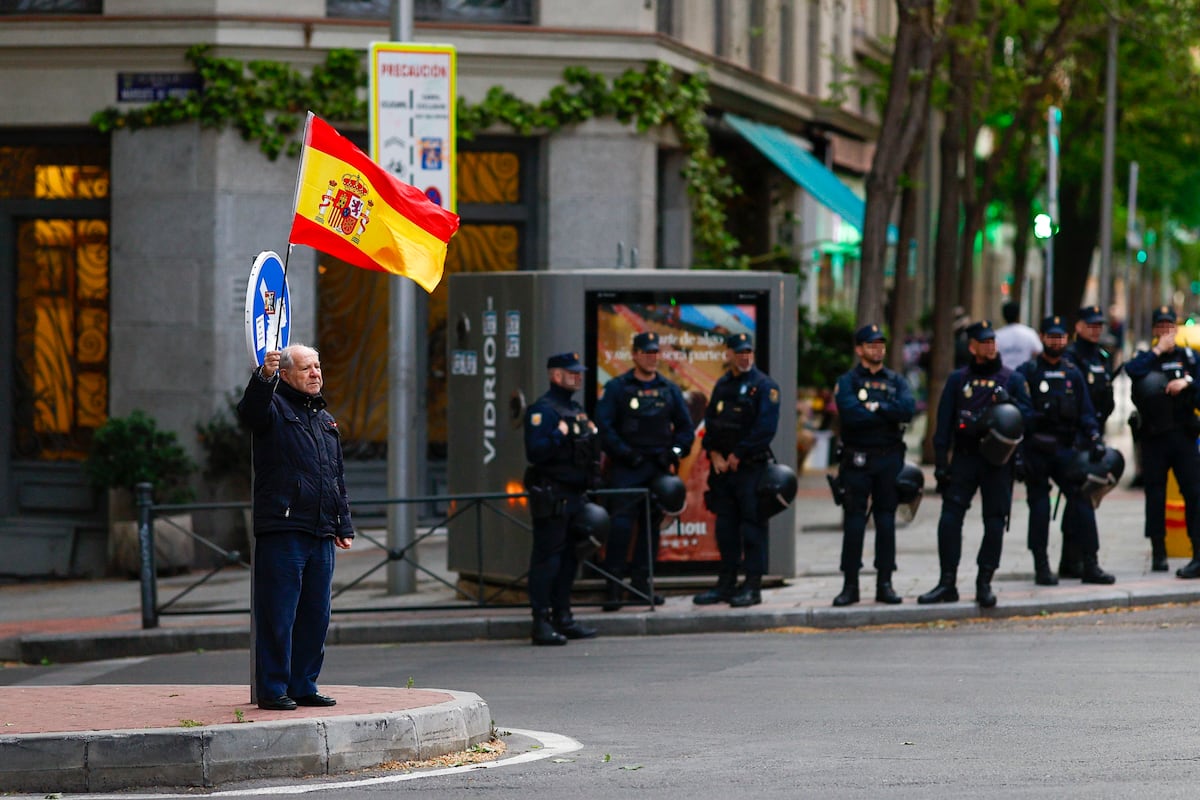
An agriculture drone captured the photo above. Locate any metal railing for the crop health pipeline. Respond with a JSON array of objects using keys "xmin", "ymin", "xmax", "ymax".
[{"xmin": 134, "ymin": 482, "xmax": 662, "ymax": 629}]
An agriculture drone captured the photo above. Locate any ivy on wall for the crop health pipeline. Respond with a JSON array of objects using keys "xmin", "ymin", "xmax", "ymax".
[{"xmin": 91, "ymin": 45, "xmax": 746, "ymax": 270}]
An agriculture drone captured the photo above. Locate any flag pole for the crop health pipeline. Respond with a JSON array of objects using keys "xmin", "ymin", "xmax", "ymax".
[{"xmin": 273, "ymin": 243, "xmax": 293, "ymax": 352}]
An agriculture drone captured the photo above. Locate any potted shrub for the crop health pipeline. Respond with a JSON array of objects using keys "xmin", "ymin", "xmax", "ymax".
[{"xmin": 84, "ymin": 410, "xmax": 197, "ymax": 576}]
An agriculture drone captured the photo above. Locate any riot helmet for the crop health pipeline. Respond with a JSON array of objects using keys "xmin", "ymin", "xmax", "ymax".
[
  {"xmin": 895, "ymin": 461, "xmax": 925, "ymax": 523},
  {"xmin": 1064, "ymin": 447, "xmax": 1126, "ymax": 508},
  {"xmin": 648, "ymin": 473, "xmax": 688, "ymax": 516},
  {"xmin": 756, "ymin": 462, "xmax": 798, "ymax": 520},
  {"xmin": 978, "ymin": 402, "xmax": 1025, "ymax": 466},
  {"xmin": 1131, "ymin": 370, "xmax": 1171, "ymax": 417},
  {"xmin": 569, "ymin": 502, "xmax": 611, "ymax": 560}
]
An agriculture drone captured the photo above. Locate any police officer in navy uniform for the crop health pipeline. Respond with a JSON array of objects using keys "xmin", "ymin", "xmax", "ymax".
[
  {"xmin": 523, "ymin": 352, "xmax": 601, "ymax": 646},
  {"xmin": 919, "ymin": 320, "xmax": 1033, "ymax": 608},
  {"xmin": 1058, "ymin": 304, "xmax": 1116, "ymax": 577},
  {"xmin": 595, "ymin": 331, "xmax": 696, "ymax": 610},
  {"xmin": 1017, "ymin": 314, "xmax": 1115, "ymax": 586},
  {"xmin": 1124, "ymin": 306, "xmax": 1200, "ymax": 577},
  {"xmin": 830, "ymin": 323, "xmax": 915, "ymax": 606},
  {"xmin": 693, "ymin": 332, "xmax": 782, "ymax": 608}
]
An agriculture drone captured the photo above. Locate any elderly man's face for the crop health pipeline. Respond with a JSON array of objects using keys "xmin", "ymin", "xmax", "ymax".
[{"xmin": 281, "ymin": 348, "xmax": 323, "ymax": 395}]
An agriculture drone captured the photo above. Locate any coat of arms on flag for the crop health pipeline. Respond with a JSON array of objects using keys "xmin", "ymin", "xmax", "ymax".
[{"xmin": 316, "ymin": 174, "xmax": 374, "ymax": 242}]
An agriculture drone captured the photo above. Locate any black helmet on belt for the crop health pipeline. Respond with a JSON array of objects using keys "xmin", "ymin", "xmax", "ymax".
[
  {"xmin": 648, "ymin": 473, "xmax": 687, "ymax": 516},
  {"xmin": 756, "ymin": 462, "xmax": 798, "ymax": 520},
  {"xmin": 1131, "ymin": 370, "xmax": 1171, "ymax": 416},
  {"xmin": 1064, "ymin": 447, "xmax": 1126, "ymax": 508},
  {"xmin": 895, "ymin": 461, "xmax": 925, "ymax": 523},
  {"xmin": 569, "ymin": 502, "xmax": 611, "ymax": 560},
  {"xmin": 978, "ymin": 402, "xmax": 1025, "ymax": 466}
]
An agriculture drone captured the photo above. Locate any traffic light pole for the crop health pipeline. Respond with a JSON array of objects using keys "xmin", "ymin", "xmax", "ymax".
[{"xmin": 1044, "ymin": 106, "xmax": 1060, "ymax": 317}]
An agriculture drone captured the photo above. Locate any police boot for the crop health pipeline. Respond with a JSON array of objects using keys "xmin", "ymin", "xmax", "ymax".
[
  {"xmin": 1080, "ymin": 557, "xmax": 1116, "ymax": 585},
  {"xmin": 1151, "ymin": 537, "xmax": 1170, "ymax": 572},
  {"xmin": 1033, "ymin": 551, "xmax": 1059, "ymax": 586},
  {"xmin": 531, "ymin": 610, "xmax": 567, "ymax": 646},
  {"xmin": 975, "ymin": 567, "xmax": 997, "ymax": 609},
  {"xmin": 1058, "ymin": 539, "xmax": 1083, "ymax": 579},
  {"xmin": 693, "ymin": 570, "xmax": 737, "ymax": 605},
  {"xmin": 729, "ymin": 574, "xmax": 763, "ymax": 607},
  {"xmin": 602, "ymin": 578, "xmax": 625, "ymax": 612},
  {"xmin": 631, "ymin": 569, "xmax": 665, "ymax": 607},
  {"xmin": 918, "ymin": 571, "xmax": 959, "ymax": 604},
  {"xmin": 875, "ymin": 571, "xmax": 902, "ymax": 605},
  {"xmin": 1176, "ymin": 558, "xmax": 1200, "ymax": 579},
  {"xmin": 832, "ymin": 572, "xmax": 860, "ymax": 607},
  {"xmin": 552, "ymin": 609, "xmax": 598, "ymax": 640}
]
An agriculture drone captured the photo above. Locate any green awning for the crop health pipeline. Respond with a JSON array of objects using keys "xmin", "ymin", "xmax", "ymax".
[{"xmin": 726, "ymin": 113, "xmax": 869, "ymax": 234}]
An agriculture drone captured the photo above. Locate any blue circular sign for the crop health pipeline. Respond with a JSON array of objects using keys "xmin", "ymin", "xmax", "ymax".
[{"xmin": 244, "ymin": 251, "xmax": 291, "ymax": 366}]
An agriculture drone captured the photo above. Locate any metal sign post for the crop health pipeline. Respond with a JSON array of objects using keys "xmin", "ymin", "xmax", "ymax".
[{"xmin": 372, "ymin": 2, "xmax": 457, "ymax": 594}]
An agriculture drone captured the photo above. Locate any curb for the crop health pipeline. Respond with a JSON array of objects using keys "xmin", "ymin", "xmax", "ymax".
[
  {"xmin": 0, "ymin": 689, "xmax": 490, "ymax": 794},
  {"xmin": 7, "ymin": 584, "xmax": 1200, "ymax": 665}
]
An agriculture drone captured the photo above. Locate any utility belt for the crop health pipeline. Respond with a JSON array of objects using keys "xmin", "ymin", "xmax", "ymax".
[
  {"xmin": 524, "ymin": 467, "xmax": 585, "ymax": 520},
  {"xmin": 1027, "ymin": 430, "xmax": 1074, "ymax": 454},
  {"xmin": 838, "ymin": 441, "xmax": 903, "ymax": 469}
]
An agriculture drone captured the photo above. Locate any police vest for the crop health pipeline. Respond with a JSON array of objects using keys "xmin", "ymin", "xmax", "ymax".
[
  {"xmin": 842, "ymin": 368, "xmax": 904, "ymax": 446},
  {"xmin": 532, "ymin": 392, "xmax": 600, "ymax": 488},
  {"xmin": 707, "ymin": 375, "xmax": 764, "ymax": 454},
  {"xmin": 1021, "ymin": 361, "xmax": 1081, "ymax": 434},
  {"xmin": 954, "ymin": 366, "xmax": 1013, "ymax": 439},
  {"xmin": 1066, "ymin": 343, "xmax": 1114, "ymax": 420},
  {"xmin": 613, "ymin": 375, "xmax": 675, "ymax": 451}
]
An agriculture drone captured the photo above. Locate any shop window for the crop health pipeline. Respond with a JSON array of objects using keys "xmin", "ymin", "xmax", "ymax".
[{"xmin": 3, "ymin": 139, "xmax": 110, "ymax": 461}]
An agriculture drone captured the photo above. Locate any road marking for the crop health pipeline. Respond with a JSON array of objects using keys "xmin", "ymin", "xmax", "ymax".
[{"xmin": 12, "ymin": 728, "xmax": 581, "ymax": 799}]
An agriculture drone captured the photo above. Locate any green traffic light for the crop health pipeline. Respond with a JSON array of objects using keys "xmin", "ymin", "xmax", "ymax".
[
  {"xmin": 1137, "ymin": 250, "xmax": 1148, "ymax": 264},
  {"xmin": 1034, "ymin": 213, "xmax": 1053, "ymax": 239}
]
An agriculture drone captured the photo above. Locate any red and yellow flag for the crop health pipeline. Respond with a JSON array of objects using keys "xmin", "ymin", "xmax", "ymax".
[{"xmin": 288, "ymin": 112, "xmax": 460, "ymax": 293}]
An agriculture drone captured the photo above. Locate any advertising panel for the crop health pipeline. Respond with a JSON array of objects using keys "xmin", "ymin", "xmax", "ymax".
[{"xmin": 586, "ymin": 290, "xmax": 771, "ymax": 568}]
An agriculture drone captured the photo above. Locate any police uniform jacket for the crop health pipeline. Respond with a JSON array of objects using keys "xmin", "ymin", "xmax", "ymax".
[
  {"xmin": 1017, "ymin": 355, "xmax": 1100, "ymax": 443},
  {"xmin": 933, "ymin": 357, "xmax": 1032, "ymax": 459},
  {"xmin": 1064, "ymin": 339, "xmax": 1115, "ymax": 422},
  {"xmin": 702, "ymin": 365, "xmax": 781, "ymax": 460},
  {"xmin": 834, "ymin": 364, "xmax": 915, "ymax": 450},
  {"xmin": 524, "ymin": 383, "xmax": 599, "ymax": 491},
  {"xmin": 595, "ymin": 370, "xmax": 695, "ymax": 464},
  {"xmin": 1125, "ymin": 345, "xmax": 1200, "ymax": 435},
  {"xmin": 237, "ymin": 371, "xmax": 354, "ymax": 540}
]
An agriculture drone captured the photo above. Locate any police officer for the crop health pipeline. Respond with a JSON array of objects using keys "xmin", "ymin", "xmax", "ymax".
[
  {"xmin": 1124, "ymin": 306, "xmax": 1200, "ymax": 577},
  {"xmin": 693, "ymin": 332, "xmax": 782, "ymax": 608},
  {"xmin": 830, "ymin": 323, "xmax": 915, "ymax": 606},
  {"xmin": 523, "ymin": 352, "xmax": 601, "ymax": 646},
  {"xmin": 919, "ymin": 320, "xmax": 1033, "ymax": 608},
  {"xmin": 595, "ymin": 331, "xmax": 696, "ymax": 610},
  {"xmin": 1058, "ymin": 304, "xmax": 1116, "ymax": 577},
  {"xmin": 1017, "ymin": 314, "xmax": 1115, "ymax": 586}
]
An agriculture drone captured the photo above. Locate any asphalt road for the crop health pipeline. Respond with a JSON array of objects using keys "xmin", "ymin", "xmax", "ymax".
[{"xmin": 4, "ymin": 605, "xmax": 1200, "ymax": 799}]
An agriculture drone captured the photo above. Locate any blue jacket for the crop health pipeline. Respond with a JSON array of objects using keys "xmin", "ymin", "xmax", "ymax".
[
  {"xmin": 834, "ymin": 363, "xmax": 914, "ymax": 450},
  {"xmin": 237, "ymin": 371, "xmax": 354, "ymax": 540},
  {"xmin": 933, "ymin": 356, "xmax": 1033, "ymax": 460},
  {"xmin": 702, "ymin": 365, "xmax": 781, "ymax": 460},
  {"xmin": 595, "ymin": 369, "xmax": 695, "ymax": 463}
]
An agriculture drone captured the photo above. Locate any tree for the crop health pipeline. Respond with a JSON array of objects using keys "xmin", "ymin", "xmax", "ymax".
[{"xmin": 857, "ymin": 0, "xmax": 940, "ymax": 329}]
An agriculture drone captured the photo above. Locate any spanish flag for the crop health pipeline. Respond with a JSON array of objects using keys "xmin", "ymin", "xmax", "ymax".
[{"xmin": 288, "ymin": 112, "xmax": 460, "ymax": 293}]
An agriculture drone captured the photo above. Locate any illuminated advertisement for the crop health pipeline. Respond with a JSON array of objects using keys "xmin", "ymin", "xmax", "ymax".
[{"xmin": 586, "ymin": 290, "xmax": 770, "ymax": 568}]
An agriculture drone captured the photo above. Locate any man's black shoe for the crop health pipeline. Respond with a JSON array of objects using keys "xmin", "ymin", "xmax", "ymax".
[
  {"xmin": 292, "ymin": 693, "xmax": 337, "ymax": 707},
  {"xmin": 875, "ymin": 581, "xmax": 902, "ymax": 605},
  {"xmin": 553, "ymin": 614, "xmax": 598, "ymax": 640},
  {"xmin": 1176, "ymin": 559, "xmax": 1200, "ymax": 579},
  {"xmin": 258, "ymin": 695, "xmax": 298, "ymax": 711},
  {"xmin": 917, "ymin": 579, "xmax": 958, "ymax": 605},
  {"xmin": 1152, "ymin": 556, "xmax": 1170, "ymax": 572}
]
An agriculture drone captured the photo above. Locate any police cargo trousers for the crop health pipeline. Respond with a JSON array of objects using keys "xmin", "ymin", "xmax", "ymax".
[
  {"xmin": 707, "ymin": 463, "xmax": 769, "ymax": 577},
  {"xmin": 529, "ymin": 494, "xmax": 584, "ymax": 615},
  {"xmin": 1141, "ymin": 431, "xmax": 1200, "ymax": 547},
  {"xmin": 839, "ymin": 447, "xmax": 902, "ymax": 574},
  {"xmin": 935, "ymin": 451, "xmax": 1010, "ymax": 570}
]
